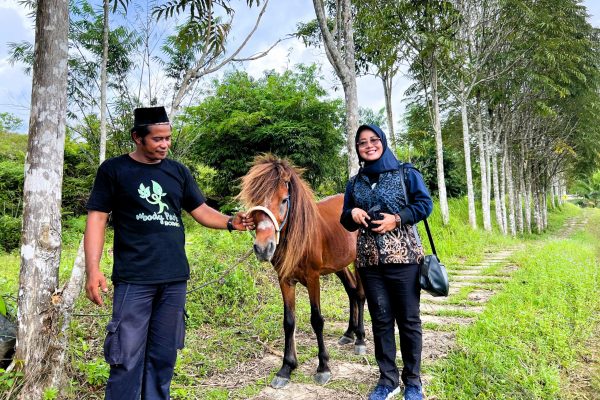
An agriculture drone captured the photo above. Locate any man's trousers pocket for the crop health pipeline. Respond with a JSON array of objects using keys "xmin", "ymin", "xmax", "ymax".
[{"xmin": 104, "ymin": 319, "xmax": 122, "ymax": 365}]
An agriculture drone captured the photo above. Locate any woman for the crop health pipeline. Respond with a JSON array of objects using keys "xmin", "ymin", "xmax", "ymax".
[{"xmin": 340, "ymin": 124, "xmax": 433, "ymax": 400}]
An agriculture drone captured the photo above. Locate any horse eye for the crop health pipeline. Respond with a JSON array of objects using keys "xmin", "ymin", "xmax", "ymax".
[{"xmin": 279, "ymin": 200, "xmax": 287, "ymax": 215}]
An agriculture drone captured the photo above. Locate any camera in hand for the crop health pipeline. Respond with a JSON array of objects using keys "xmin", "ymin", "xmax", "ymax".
[{"xmin": 366, "ymin": 204, "xmax": 384, "ymax": 229}]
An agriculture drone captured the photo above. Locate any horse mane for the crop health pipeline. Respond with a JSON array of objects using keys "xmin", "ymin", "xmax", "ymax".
[{"xmin": 238, "ymin": 154, "xmax": 319, "ymax": 280}]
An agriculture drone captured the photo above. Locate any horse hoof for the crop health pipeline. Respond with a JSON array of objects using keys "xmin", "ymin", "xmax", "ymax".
[
  {"xmin": 338, "ymin": 335, "xmax": 353, "ymax": 345},
  {"xmin": 314, "ymin": 371, "xmax": 331, "ymax": 385},
  {"xmin": 354, "ymin": 344, "xmax": 367, "ymax": 355},
  {"xmin": 271, "ymin": 375, "xmax": 290, "ymax": 389}
]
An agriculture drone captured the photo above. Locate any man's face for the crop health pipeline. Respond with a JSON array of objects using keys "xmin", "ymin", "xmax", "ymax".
[{"xmin": 134, "ymin": 124, "xmax": 172, "ymax": 162}]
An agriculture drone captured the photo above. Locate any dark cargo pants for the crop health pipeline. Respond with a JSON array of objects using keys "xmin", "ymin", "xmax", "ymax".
[{"xmin": 104, "ymin": 281, "xmax": 187, "ymax": 400}]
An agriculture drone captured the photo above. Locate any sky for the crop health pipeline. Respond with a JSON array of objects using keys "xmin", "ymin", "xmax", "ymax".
[{"xmin": 1, "ymin": 0, "xmax": 600, "ymax": 133}]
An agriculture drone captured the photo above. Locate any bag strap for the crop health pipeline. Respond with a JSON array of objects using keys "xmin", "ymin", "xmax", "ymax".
[{"xmin": 399, "ymin": 163, "xmax": 437, "ymax": 257}]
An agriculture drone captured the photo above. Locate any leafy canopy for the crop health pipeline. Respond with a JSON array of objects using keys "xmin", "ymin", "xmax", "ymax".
[{"xmin": 178, "ymin": 65, "xmax": 346, "ymax": 203}]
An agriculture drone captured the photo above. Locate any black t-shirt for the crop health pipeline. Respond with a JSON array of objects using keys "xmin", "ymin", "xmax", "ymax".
[{"xmin": 86, "ymin": 155, "xmax": 205, "ymax": 284}]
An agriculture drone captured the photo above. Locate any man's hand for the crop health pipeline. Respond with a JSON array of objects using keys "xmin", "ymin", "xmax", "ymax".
[
  {"xmin": 85, "ymin": 270, "xmax": 108, "ymax": 306},
  {"xmin": 233, "ymin": 212, "xmax": 256, "ymax": 231}
]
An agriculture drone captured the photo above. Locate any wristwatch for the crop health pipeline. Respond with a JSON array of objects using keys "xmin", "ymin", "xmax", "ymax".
[
  {"xmin": 394, "ymin": 214, "xmax": 401, "ymax": 228},
  {"xmin": 227, "ymin": 217, "xmax": 234, "ymax": 232}
]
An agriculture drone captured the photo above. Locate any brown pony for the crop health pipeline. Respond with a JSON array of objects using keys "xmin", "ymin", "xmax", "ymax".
[{"xmin": 238, "ymin": 154, "xmax": 366, "ymax": 389}]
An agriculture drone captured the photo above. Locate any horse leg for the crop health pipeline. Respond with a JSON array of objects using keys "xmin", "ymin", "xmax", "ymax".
[
  {"xmin": 335, "ymin": 267, "xmax": 367, "ymax": 355},
  {"xmin": 335, "ymin": 269, "xmax": 357, "ymax": 344},
  {"xmin": 354, "ymin": 267, "xmax": 367, "ymax": 355},
  {"xmin": 271, "ymin": 280, "xmax": 297, "ymax": 389},
  {"xmin": 306, "ymin": 272, "xmax": 331, "ymax": 385}
]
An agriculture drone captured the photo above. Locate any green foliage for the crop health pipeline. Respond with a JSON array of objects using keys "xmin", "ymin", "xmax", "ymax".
[
  {"xmin": 358, "ymin": 107, "xmax": 387, "ymax": 127},
  {"xmin": 62, "ymin": 138, "xmax": 97, "ymax": 216},
  {"xmin": 76, "ymin": 358, "xmax": 110, "ymax": 387},
  {"xmin": 0, "ymin": 132, "xmax": 27, "ymax": 219},
  {"xmin": 0, "ymin": 369, "xmax": 23, "ymax": 393},
  {"xmin": 178, "ymin": 65, "xmax": 346, "ymax": 203},
  {"xmin": 0, "ymin": 161, "xmax": 25, "ymax": 218},
  {"xmin": 188, "ymin": 164, "xmax": 219, "ymax": 200},
  {"xmin": 400, "ymin": 104, "xmax": 466, "ymax": 197},
  {"xmin": 428, "ymin": 210, "xmax": 600, "ymax": 399},
  {"xmin": 0, "ymin": 215, "xmax": 22, "ymax": 253},
  {"xmin": 573, "ymin": 170, "xmax": 600, "ymax": 208},
  {"xmin": 0, "ymin": 112, "xmax": 23, "ymax": 133},
  {"xmin": 184, "ymin": 227, "xmax": 260, "ymax": 327},
  {"xmin": 0, "ymin": 132, "xmax": 27, "ymax": 161},
  {"xmin": 42, "ymin": 387, "xmax": 59, "ymax": 400}
]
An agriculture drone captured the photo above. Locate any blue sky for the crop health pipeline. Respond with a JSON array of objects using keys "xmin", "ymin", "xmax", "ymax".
[{"xmin": 1, "ymin": 0, "xmax": 599, "ymax": 133}]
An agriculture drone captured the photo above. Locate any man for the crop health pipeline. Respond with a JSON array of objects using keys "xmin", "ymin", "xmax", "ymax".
[{"xmin": 84, "ymin": 106, "xmax": 254, "ymax": 399}]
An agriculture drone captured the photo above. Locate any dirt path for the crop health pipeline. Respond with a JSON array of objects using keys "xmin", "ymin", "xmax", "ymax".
[{"xmin": 203, "ymin": 216, "xmax": 587, "ymax": 399}]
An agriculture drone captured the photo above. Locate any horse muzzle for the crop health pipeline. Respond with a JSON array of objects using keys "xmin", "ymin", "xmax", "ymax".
[{"xmin": 253, "ymin": 240, "xmax": 276, "ymax": 262}]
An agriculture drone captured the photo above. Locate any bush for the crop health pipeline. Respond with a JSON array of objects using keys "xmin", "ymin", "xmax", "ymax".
[{"xmin": 0, "ymin": 216, "xmax": 21, "ymax": 253}]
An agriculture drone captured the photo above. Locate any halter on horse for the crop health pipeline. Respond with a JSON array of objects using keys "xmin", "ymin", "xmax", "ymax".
[{"xmin": 238, "ymin": 154, "xmax": 366, "ymax": 389}]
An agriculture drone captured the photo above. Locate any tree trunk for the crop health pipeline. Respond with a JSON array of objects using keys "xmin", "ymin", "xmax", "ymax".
[
  {"xmin": 516, "ymin": 151, "xmax": 524, "ymax": 235},
  {"xmin": 460, "ymin": 93, "xmax": 477, "ymax": 229},
  {"xmin": 382, "ymin": 74, "xmax": 396, "ymax": 148},
  {"xmin": 533, "ymin": 169, "xmax": 542, "ymax": 233},
  {"xmin": 486, "ymin": 129, "xmax": 492, "ymax": 222},
  {"xmin": 49, "ymin": 240, "xmax": 87, "ymax": 389},
  {"xmin": 313, "ymin": 0, "xmax": 359, "ymax": 175},
  {"xmin": 505, "ymin": 145, "xmax": 516, "ymax": 236},
  {"xmin": 491, "ymin": 149, "xmax": 504, "ymax": 234},
  {"xmin": 13, "ymin": 0, "xmax": 69, "ymax": 396},
  {"xmin": 500, "ymin": 142, "xmax": 508, "ymax": 235},
  {"xmin": 542, "ymin": 185, "xmax": 548, "ymax": 230},
  {"xmin": 100, "ymin": 0, "xmax": 109, "ymax": 163},
  {"xmin": 476, "ymin": 97, "xmax": 491, "ymax": 231},
  {"xmin": 431, "ymin": 64, "xmax": 450, "ymax": 225},
  {"xmin": 524, "ymin": 163, "xmax": 532, "ymax": 234}
]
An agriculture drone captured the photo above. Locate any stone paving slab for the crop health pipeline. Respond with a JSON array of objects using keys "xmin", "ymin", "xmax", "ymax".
[
  {"xmin": 421, "ymin": 315, "xmax": 474, "ymax": 326},
  {"xmin": 420, "ymin": 303, "xmax": 484, "ymax": 314}
]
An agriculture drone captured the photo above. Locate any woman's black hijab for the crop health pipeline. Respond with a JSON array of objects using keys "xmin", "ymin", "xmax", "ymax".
[{"xmin": 355, "ymin": 124, "xmax": 400, "ymax": 175}]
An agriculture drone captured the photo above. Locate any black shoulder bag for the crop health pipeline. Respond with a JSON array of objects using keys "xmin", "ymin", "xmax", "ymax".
[{"xmin": 399, "ymin": 164, "xmax": 449, "ymax": 297}]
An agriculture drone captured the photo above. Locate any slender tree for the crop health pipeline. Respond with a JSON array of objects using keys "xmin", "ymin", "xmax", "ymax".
[
  {"xmin": 311, "ymin": 0, "xmax": 360, "ymax": 175},
  {"xmin": 11, "ymin": 0, "xmax": 69, "ymax": 397}
]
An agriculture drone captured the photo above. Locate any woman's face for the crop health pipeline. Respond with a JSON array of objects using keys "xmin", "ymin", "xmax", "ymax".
[{"xmin": 357, "ymin": 129, "xmax": 383, "ymax": 162}]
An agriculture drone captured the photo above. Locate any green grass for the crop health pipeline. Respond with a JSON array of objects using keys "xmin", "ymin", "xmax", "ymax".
[{"xmin": 427, "ymin": 208, "xmax": 600, "ymax": 399}]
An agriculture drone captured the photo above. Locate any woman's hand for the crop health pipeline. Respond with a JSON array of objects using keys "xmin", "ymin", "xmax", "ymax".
[
  {"xmin": 371, "ymin": 213, "xmax": 398, "ymax": 234},
  {"xmin": 351, "ymin": 208, "xmax": 370, "ymax": 227}
]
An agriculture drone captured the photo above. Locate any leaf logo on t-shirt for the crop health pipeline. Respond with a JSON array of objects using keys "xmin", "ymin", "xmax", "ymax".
[{"xmin": 138, "ymin": 180, "xmax": 170, "ymax": 214}]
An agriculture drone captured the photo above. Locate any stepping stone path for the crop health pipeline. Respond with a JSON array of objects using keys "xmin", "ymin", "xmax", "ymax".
[{"xmin": 201, "ymin": 216, "xmax": 586, "ymax": 399}]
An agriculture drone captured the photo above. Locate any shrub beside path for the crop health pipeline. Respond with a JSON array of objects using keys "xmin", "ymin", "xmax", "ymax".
[{"xmin": 203, "ymin": 216, "xmax": 588, "ymax": 399}]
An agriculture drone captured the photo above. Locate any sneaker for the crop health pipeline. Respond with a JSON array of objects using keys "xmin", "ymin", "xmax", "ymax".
[
  {"xmin": 368, "ymin": 384, "xmax": 401, "ymax": 400},
  {"xmin": 403, "ymin": 384, "xmax": 423, "ymax": 400}
]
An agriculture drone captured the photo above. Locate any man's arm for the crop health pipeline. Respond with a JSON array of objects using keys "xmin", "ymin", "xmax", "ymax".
[
  {"xmin": 84, "ymin": 210, "xmax": 109, "ymax": 306},
  {"xmin": 189, "ymin": 203, "xmax": 254, "ymax": 231}
]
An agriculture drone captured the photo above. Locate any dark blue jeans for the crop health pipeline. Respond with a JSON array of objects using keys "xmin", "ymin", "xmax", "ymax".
[
  {"xmin": 104, "ymin": 281, "xmax": 187, "ymax": 400},
  {"xmin": 359, "ymin": 263, "xmax": 422, "ymax": 388}
]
